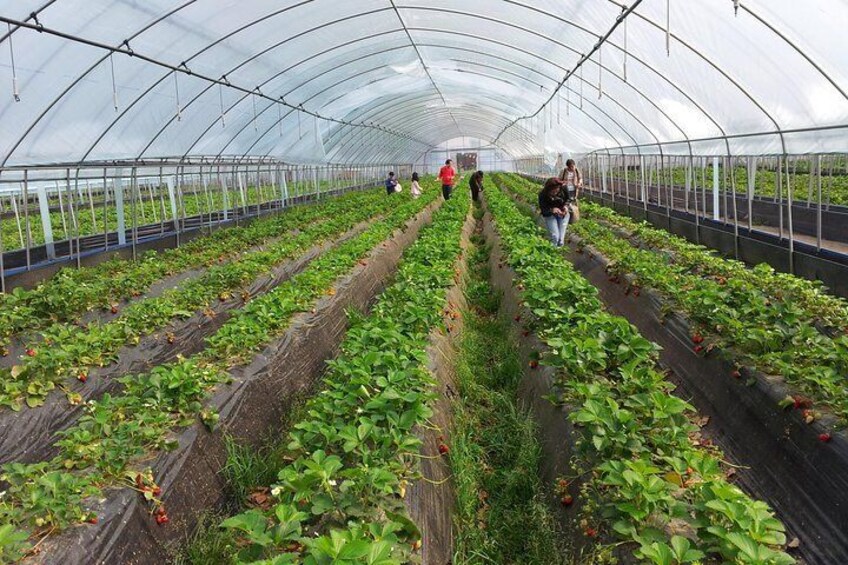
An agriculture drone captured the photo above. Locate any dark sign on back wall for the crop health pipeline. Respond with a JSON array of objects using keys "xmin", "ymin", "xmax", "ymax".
[{"xmin": 456, "ymin": 152, "xmax": 478, "ymax": 171}]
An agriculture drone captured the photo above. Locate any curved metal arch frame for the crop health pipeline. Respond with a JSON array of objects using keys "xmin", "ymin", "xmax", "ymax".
[
  {"xmin": 340, "ymin": 110, "xmax": 514, "ymax": 157},
  {"xmin": 320, "ymin": 63, "xmax": 644, "ymax": 160},
  {"xmin": 447, "ymin": 53, "xmax": 690, "ymax": 148},
  {"xmin": 1, "ymin": 6, "xmax": 689, "ymax": 167},
  {"xmin": 321, "ymin": 89, "xmax": 542, "ymax": 159},
  {"xmin": 0, "ymin": 6, "xmax": 429, "ymax": 167},
  {"xmin": 406, "ymin": 26, "xmax": 725, "ymax": 141},
  {"xmin": 90, "ymin": 9, "xmax": 428, "ymax": 163},
  {"xmin": 195, "ymin": 60, "xmax": 434, "ymax": 161},
  {"xmin": 5, "ymin": 2, "xmax": 705, "ymax": 165},
  {"xmin": 140, "ymin": 33, "xmax": 419, "ymax": 161},
  {"xmin": 429, "ymin": 61, "xmax": 669, "ymax": 149},
  {"xmin": 2, "ymin": 1, "xmax": 844, "ymax": 165},
  {"xmin": 346, "ymin": 114, "xmax": 516, "ymax": 165},
  {"xmin": 334, "ymin": 91, "xmax": 627, "ymax": 164},
  {"xmin": 383, "ymin": 65, "xmax": 642, "ymax": 148}
]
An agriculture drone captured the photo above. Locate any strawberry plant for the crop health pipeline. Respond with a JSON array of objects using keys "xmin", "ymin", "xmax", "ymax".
[
  {"xmin": 497, "ymin": 173, "xmax": 848, "ymax": 427},
  {"xmin": 485, "ymin": 182, "xmax": 793, "ymax": 564},
  {"xmin": 0, "ymin": 185, "xmax": 440, "ymax": 555},
  {"xmin": 214, "ymin": 189, "xmax": 470, "ymax": 562},
  {"xmin": 0, "ymin": 189, "xmax": 397, "ymax": 410}
]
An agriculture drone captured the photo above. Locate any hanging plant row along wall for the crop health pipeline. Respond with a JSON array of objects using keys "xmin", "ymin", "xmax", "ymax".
[
  {"xmin": 496, "ymin": 173, "xmax": 848, "ymax": 429},
  {"xmin": 0, "ymin": 189, "xmax": 396, "ymax": 412},
  {"xmin": 0, "ymin": 184, "xmax": 442, "ymax": 562},
  {"xmin": 215, "ymin": 192, "xmax": 471, "ymax": 563},
  {"xmin": 0, "ymin": 188, "xmax": 381, "ymax": 350},
  {"xmin": 483, "ymin": 183, "xmax": 794, "ymax": 564}
]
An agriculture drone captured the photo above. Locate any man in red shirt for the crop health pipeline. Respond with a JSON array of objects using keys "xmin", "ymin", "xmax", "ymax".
[{"xmin": 438, "ymin": 159, "xmax": 456, "ymax": 200}]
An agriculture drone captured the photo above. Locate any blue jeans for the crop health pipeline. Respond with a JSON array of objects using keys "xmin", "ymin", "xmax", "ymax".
[{"xmin": 544, "ymin": 213, "xmax": 569, "ymax": 246}]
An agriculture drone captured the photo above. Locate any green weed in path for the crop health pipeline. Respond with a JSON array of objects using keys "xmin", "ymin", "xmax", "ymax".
[{"xmin": 451, "ymin": 227, "xmax": 565, "ymax": 564}]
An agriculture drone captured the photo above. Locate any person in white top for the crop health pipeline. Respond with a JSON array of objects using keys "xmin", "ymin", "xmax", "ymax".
[
  {"xmin": 410, "ymin": 172, "xmax": 422, "ymax": 198},
  {"xmin": 558, "ymin": 159, "xmax": 583, "ymax": 201}
]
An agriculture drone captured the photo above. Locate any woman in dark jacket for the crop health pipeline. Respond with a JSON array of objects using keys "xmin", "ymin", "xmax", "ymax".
[
  {"xmin": 469, "ymin": 170, "xmax": 484, "ymax": 201},
  {"xmin": 538, "ymin": 177, "xmax": 570, "ymax": 247}
]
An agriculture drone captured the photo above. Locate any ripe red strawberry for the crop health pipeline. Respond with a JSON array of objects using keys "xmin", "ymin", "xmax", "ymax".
[
  {"xmin": 88, "ymin": 516, "xmax": 98, "ymax": 525},
  {"xmin": 25, "ymin": 348, "xmax": 36, "ymax": 357},
  {"xmin": 693, "ymin": 345, "xmax": 704, "ymax": 354},
  {"xmin": 585, "ymin": 527, "xmax": 597, "ymax": 538},
  {"xmin": 529, "ymin": 360, "xmax": 539, "ymax": 370},
  {"xmin": 692, "ymin": 334, "xmax": 704, "ymax": 344},
  {"xmin": 78, "ymin": 372, "xmax": 88, "ymax": 383},
  {"xmin": 155, "ymin": 506, "xmax": 166, "ymax": 516},
  {"xmin": 110, "ymin": 305, "xmax": 119, "ymax": 314},
  {"xmin": 155, "ymin": 514, "xmax": 169, "ymax": 525},
  {"xmin": 819, "ymin": 433, "xmax": 832, "ymax": 443},
  {"xmin": 730, "ymin": 370, "xmax": 741, "ymax": 379},
  {"xmin": 438, "ymin": 443, "xmax": 449, "ymax": 455},
  {"xmin": 561, "ymin": 495, "xmax": 574, "ymax": 506}
]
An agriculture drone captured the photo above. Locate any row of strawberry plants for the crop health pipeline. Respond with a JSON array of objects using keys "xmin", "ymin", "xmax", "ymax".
[
  {"xmin": 0, "ymin": 188, "xmax": 377, "ymax": 350},
  {"xmin": 503, "ymin": 173, "xmax": 848, "ymax": 332},
  {"xmin": 0, "ymin": 189, "xmax": 439, "ymax": 561},
  {"xmin": 0, "ymin": 184, "xmax": 279, "ymax": 252},
  {"xmin": 214, "ymin": 191, "xmax": 471, "ymax": 562},
  {"xmin": 498, "ymin": 173, "xmax": 848, "ymax": 428},
  {"xmin": 580, "ymin": 199, "xmax": 848, "ymax": 332},
  {"xmin": 0, "ymin": 189, "xmax": 394, "ymax": 411},
  {"xmin": 606, "ymin": 166, "xmax": 848, "ymax": 206},
  {"xmin": 485, "ymin": 184, "xmax": 794, "ymax": 564}
]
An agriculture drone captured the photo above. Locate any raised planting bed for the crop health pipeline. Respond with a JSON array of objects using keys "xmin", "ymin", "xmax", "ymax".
[
  {"xmin": 499, "ymin": 173, "xmax": 848, "ymax": 426},
  {"xmin": 0, "ymin": 187, "xmax": 378, "ymax": 353},
  {"xmin": 496, "ymin": 173, "xmax": 848, "ymax": 563},
  {"xmin": 0, "ymin": 193, "xmax": 394, "ymax": 466},
  {"xmin": 482, "ymin": 184, "xmax": 796, "ymax": 564},
  {"xmin": 0, "ymin": 189, "xmax": 393, "ymax": 418},
  {"xmin": 201, "ymin": 190, "xmax": 472, "ymax": 563},
  {"xmin": 0, "ymin": 188, "xmax": 441, "ymax": 563}
]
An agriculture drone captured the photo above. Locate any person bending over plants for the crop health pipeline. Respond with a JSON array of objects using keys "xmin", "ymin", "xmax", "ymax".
[{"xmin": 538, "ymin": 177, "xmax": 570, "ymax": 247}]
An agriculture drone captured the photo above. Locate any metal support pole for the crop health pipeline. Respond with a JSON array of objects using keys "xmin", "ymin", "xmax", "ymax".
[
  {"xmin": 36, "ymin": 179, "xmax": 55, "ymax": 259},
  {"xmin": 23, "ymin": 170, "xmax": 31, "ymax": 270},
  {"xmin": 115, "ymin": 169, "xmax": 127, "ymax": 246},
  {"xmin": 777, "ymin": 157, "xmax": 784, "ymax": 239},
  {"xmin": 816, "ymin": 155, "xmax": 823, "ymax": 251},
  {"xmin": 712, "ymin": 156, "xmax": 720, "ymax": 221},
  {"xmin": 786, "ymin": 157, "xmax": 794, "ymax": 273},
  {"xmin": 747, "ymin": 156, "xmax": 755, "ymax": 232}
]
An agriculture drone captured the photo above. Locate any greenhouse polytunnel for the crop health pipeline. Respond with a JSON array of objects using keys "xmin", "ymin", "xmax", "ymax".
[{"xmin": 0, "ymin": 1, "xmax": 847, "ymax": 564}]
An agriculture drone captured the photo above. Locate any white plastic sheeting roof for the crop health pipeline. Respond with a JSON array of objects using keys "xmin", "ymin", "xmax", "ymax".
[{"xmin": 0, "ymin": 0, "xmax": 847, "ymax": 167}]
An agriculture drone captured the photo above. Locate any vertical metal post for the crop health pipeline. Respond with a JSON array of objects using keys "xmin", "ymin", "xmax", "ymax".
[
  {"xmin": 693, "ymin": 156, "xmax": 701, "ymax": 245},
  {"xmin": 816, "ymin": 155, "xmax": 823, "ymax": 251},
  {"xmin": 786, "ymin": 157, "xmax": 794, "ymax": 273},
  {"xmin": 712, "ymin": 156, "xmax": 720, "ymax": 221},
  {"xmin": 730, "ymin": 157, "xmax": 739, "ymax": 259},
  {"xmin": 777, "ymin": 157, "xmax": 784, "ymax": 239},
  {"xmin": 130, "ymin": 166, "xmax": 138, "ymax": 261},
  {"xmin": 103, "ymin": 168, "xmax": 110, "ymax": 249},
  {"xmin": 115, "ymin": 169, "xmax": 127, "ymax": 246},
  {"xmin": 22, "ymin": 171, "xmax": 31, "ymax": 270},
  {"xmin": 36, "ymin": 179, "xmax": 55, "ymax": 260},
  {"xmin": 747, "ymin": 156, "xmax": 755, "ymax": 232}
]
